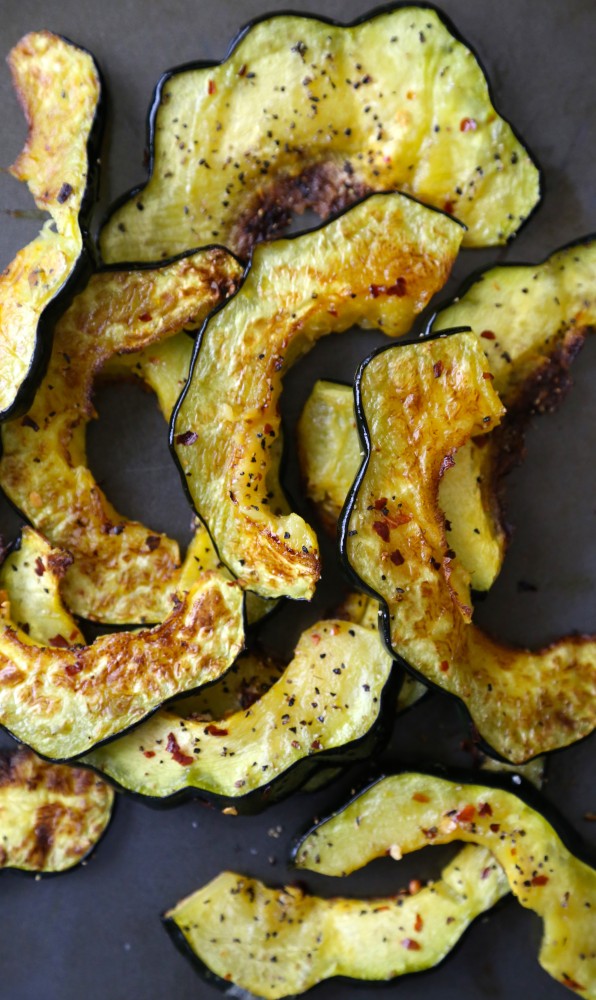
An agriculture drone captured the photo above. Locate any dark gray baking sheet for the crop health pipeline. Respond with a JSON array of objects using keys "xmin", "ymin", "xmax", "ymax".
[{"xmin": 0, "ymin": 2, "xmax": 594, "ymax": 998}]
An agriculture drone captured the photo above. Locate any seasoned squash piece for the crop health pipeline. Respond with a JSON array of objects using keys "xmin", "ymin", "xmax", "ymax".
[
  {"xmin": 172, "ymin": 192, "xmax": 463, "ymax": 601},
  {"xmin": 0, "ymin": 31, "xmax": 102, "ymax": 417},
  {"xmin": 342, "ymin": 332, "xmax": 596, "ymax": 762},
  {"xmin": 0, "ymin": 248, "xmax": 243, "ymax": 624},
  {"xmin": 100, "ymin": 6, "xmax": 540, "ymax": 262},
  {"xmin": 0, "ymin": 746, "xmax": 114, "ymax": 873},
  {"xmin": 296, "ymin": 772, "xmax": 596, "ymax": 998}
]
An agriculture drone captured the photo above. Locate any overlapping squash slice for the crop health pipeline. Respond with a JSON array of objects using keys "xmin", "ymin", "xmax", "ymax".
[
  {"xmin": 295, "ymin": 772, "xmax": 596, "ymax": 998},
  {"xmin": 0, "ymin": 31, "xmax": 102, "ymax": 418},
  {"xmin": 299, "ymin": 378, "xmax": 503, "ymax": 590},
  {"xmin": 342, "ymin": 331, "xmax": 596, "ymax": 762},
  {"xmin": 100, "ymin": 5, "xmax": 540, "ymax": 263},
  {"xmin": 84, "ymin": 617, "xmax": 395, "ymax": 808},
  {"xmin": 172, "ymin": 192, "xmax": 463, "ymax": 601},
  {"xmin": 428, "ymin": 237, "xmax": 596, "ymax": 581},
  {"xmin": 164, "ymin": 845, "xmax": 508, "ymax": 999},
  {"xmin": 0, "ymin": 247, "xmax": 243, "ymax": 624},
  {"xmin": 0, "ymin": 746, "xmax": 114, "ymax": 873}
]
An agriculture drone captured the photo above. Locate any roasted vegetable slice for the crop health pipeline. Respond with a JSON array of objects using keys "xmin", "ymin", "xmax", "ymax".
[
  {"xmin": 84, "ymin": 618, "xmax": 394, "ymax": 809},
  {"xmin": 0, "ymin": 31, "xmax": 102, "ymax": 418},
  {"xmin": 342, "ymin": 331, "xmax": 596, "ymax": 762},
  {"xmin": 298, "ymin": 378, "xmax": 503, "ymax": 589},
  {"xmin": 0, "ymin": 746, "xmax": 114, "ymax": 873},
  {"xmin": 295, "ymin": 772, "xmax": 596, "ymax": 998},
  {"xmin": 100, "ymin": 5, "xmax": 540, "ymax": 263},
  {"xmin": 428, "ymin": 237, "xmax": 596, "ymax": 581},
  {"xmin": 0, "ymin": 572, "xmax": 243, "ymax": 760},
  {"xmin": 173, "ymin": 192, "xmax": 463, "ymax": 601},
  {"xmin": 0, "ymin": 248, "xmax": 243, "ymax": 624},
  {"xmin": 164, "ymin": 846, "xmax": 508, "ymax": 999}
]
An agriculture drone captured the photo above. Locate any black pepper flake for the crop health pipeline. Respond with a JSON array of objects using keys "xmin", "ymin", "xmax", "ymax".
[{"xmin": 57, "ymin": 182, "xmax": 73, "ymax": 204}]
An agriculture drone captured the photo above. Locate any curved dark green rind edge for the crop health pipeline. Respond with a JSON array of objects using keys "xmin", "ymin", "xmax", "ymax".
[
  {"xmin": 337, "ymin": 327, "xmax": 596, "ymax": 765},
  {"xmin": 82, "ymin": 659, "xmax": 402, "ymax": 815},
  {"xmin": 167, "ymin": 190, "xmax": 464, "ymax": 595},
  {"xmin": 98, "ymin": 1, "xmax": 543, "ymax": 262},
  {"xmin": 1, "ymin": 34, "xmax": 106, "ymax": 423}
]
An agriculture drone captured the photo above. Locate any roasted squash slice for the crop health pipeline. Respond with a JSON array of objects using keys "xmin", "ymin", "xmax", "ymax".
[
  {"xmin": 0, "ymin": 746, "xmax": 114, "ymax": 873},
  {"xmin": 100, "ymin": 5, "xmax": 540, "ymax": 263},
  {"xmin": 298, "ymin": 378, "xmax": 503, "ymax": 590},
  {"xmin": 295, "ymin": 772, "xmax": 596, "ymax": 998},
  {"xmin": 342, "ymin": 331, "xmax": 596, "ymax": 762},
  {"xmin": 0, "ymin": 248, "xmax": 243, "ymax": 624},
  {"xmin": 164, "ymin": 845, "xmax": 508, "ymax": 999},
  {"xmin": 172, "ymin": 192, "xmax": 463, "ymax": 601},
  {"xmin": 84, "ymin": 617, "xmax": 395, "ymax": 809},
  {"xmin": 0, "ymin": 31, "xmax": 102, "ymax": 418},
  {"xmin": 0, "ymin": 570, "xmax": 243, "ymax": 760},
  {"xmin": 428, "ymin": 237, "xmax": 596, "ymax": 583}
]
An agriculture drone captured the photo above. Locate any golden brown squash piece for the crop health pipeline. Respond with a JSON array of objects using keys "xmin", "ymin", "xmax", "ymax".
[
  {"xmin": 296, "ymin": 772, "xmax": 596, "ymax": 998},
  {"xmin": 173, "ymin": 192, "xmax": 463, "ymax": 601},
  {"xmin": 343, "ymin": 332, "xmax": 596, "ymax": 762},
  {"xmin": 0, "ymin": 746, "xmax": 113, "ymax": 873},
  {"xmin": 0, "ymin": 31, "xmax": 102, "ymax": 418},
  {"xmin": 100, "ymin": 6, "xmax": 540, "ymax": 262},
  {"xmin": 0, "ymin": 248, "xmax": 243, "ymax": 624}
]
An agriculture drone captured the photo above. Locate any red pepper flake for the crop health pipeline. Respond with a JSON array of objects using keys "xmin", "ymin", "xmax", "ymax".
[
  {"xmin": 561, "ymin": 975, "xmax": 585, "ymax": 992},
  {"xmin": 455, "ymin": 804, "xmax": 476, "ymax": 824},
  {"xmin": 263, "ymin": 423, "xmax": 274, "ymax": 435},
  {"xmin": 34, "ymin": 557, "xmax": 45, "ymax": 577},
  {"xmin": 408, "ymin": 879, "xmax": 422, "ymax": 895},
  {"xmin": 422, "ymin": 826, "xmax": 438, "ymax": 839},
  {"xmin": 311, "ymin": 633, "xmax": 321, "ymax": 645},
  {"xmin": 440, "ymin": 660, "xmax": 449, "ymax": 673},
  {"xmin": 175, "ymin": 430, "xmax": 198, "ymax": 446},
  {"xmin": 238, "ymin": 64, "xmax": 247, "ymax": 77},
  {"xmin": 205, "ymin": 724, "xmax": 228, "ymax": 737},
  {"xmin": 433, "ymin": 361, "xmax": 443, "ymax": 378},
  {"xmin": 490, "ymin": 823, "xmax": 501, "ymax": 833},
  {"xmin": 49, "ymin": 634, "xmax": 69, "ymax": 649},
  {"xmin": 443, "ymin": 200, "xmax": 455, "ymax": 215},
  {"xmin": 387, "ymin": 512, "xmax": 412, "ymax": 528},
  {"xmin": 401, "ymin": 938, "xmax": 421, "ymax": 951},
  {"xmin": 412, "ymin": 792, "xmax": 429, "ymax": 803},
  {"xmin": 374, "ymin": 497, "xmax": 388, "ymax": 510},
  {"xmin": 413, "ymin": 913, "xmax": 424, "ymax": 932},
  {"xmin": 481, "ymin": 330, "xmax": 496, "ymax": 340},
  {"xmin": 481, "ymin": 866, "xmax": 493, "ymax": 880},
  {"xmin": 460, "ymin": 117, "xmax": 477, "ymax": 132},
  {"xmin": 291, "ymin": 740, "xmax": 300, "ymax": 749},
  {"xmin": 138, "ymin": 312, "xmax": 152, "ymax": 322},
  {"xmin": 373, "ymin": 521, "xmax": 390, "ymax": 542},
  {"xmin": 478, "ymin": 802, "xmax": 493, "ymax": 817},
  {"xmin": 369, "ymin": 278, "xmax": 407, "ymax": 298},
  {"xmin": 143, "ymin": 750, "xmax": 156, "ymax": 759},
  {"xmin": 145, "ymin": 535, "xmax": 161, "ymax": 551},
  {"xmin": 208, "ymin": 79, "xmax": 216, "ymax": 94},
  {"xmin": 328, "ymin": 306, "xmax": 338, "ymax": 317},
  {"xmin": 482, "ymin": 372, "xmax": 494, "ymax": 380},
  {"xmin": 311, "ymin": 740, "xmax": 323, "ymax": 751},
  {"xmin": 166, "ymin": 732, "xmax": 194, "ymax": 767},
  {"xmin": 390, "ymin": 550, "xmax": 405, "ymax": 566},
  {"xmin": 531, "ymin": 875, "xmax": 549, "ymax": 887},
  {"xmin": 64, "ymin": 662, "xmax": 83, "ymax": 678}
]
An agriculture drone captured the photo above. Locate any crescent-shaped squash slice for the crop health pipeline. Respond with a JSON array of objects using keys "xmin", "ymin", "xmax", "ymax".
[
  {"xmin": 0, "ymin": 570, "xmax": 244, "ymax": 760},
  {"xmin": 100, "ymin": 5, "xmax": 540, "ymax": 263},
  {"xmin": 0, "ymin": 247, "xmax": 243, "ymax": 624},
  {"xmin": 298, "ymin": 378, "xmax": 503, "ymax": 590},
  {"xmin": 295, "ymin": 772, "xmax": 596, "ymax": 998},
  {"xmin": 172, "ymin": 191, "xmax": 463, "ymax": 601},
  {"xmin": 164, "ymin": 845, "xmax": 508, "ymax": 999},
  {"xmin": 428, "ymin": 237, "xmax": 596, "ymax": 584},
  {"xmin": 84, "ymin": 617, "xmax": 395, "ymax": 809},
  {"xmin": 342, "ymin": 331, "xmax": 596, "ymax": 762},
  {"xmin": 0, "ymin": 746, "xmax": 114, "ymax": 873},
  {"xmin": 0, "ymin": 31, "xmax": 102, "ymax": 418}
]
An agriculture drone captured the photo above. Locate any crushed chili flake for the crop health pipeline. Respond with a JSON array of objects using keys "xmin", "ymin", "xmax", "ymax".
[
  {"xmin": 408, "ymin": 879, "xmax": 422, "ymax": 895},
  {"xmin": 482, "ymin": 371, "xmax": 494, "ymax": 380},
  {"xmin": 443, "ymin": 199, "xmax": 455, "ymax": 214},
  {"xmin": 208, "ymin": 79, "xmax": 216, "ymax": 94},
  {"xmin": 310, "ymin": 739, "xmax": 323, "ymax": 751},
  {"xmin": 175, "ymin": 430, "xmax": 198, "ymax": 446},
  {"xmin": 490, "ymin": 823, "xmax": 501, "ymax": 833},
  {"xmin": 205, "ymin": 724, "xmax": 228, "ymax": 737},
  {"xmin": 143, "ymin": 750, "xmax": 156, "ymax": 759},
  {"xmin": 455, "ymin": 804, "xmax": 476, "ymax": 824},
  {"xmin": 478, "ymin": 802, "xmax": 493, "ymax": 817},
  {"xmin": 138, "ymin": 312, "xmax": 152, "ymax": 322},
  {"xmin": 433, "ymin": 361, "xmax": 444, "ymax": 378},
  {"xmin": 311, "ymin": 634, "xmax": 321, "ymax": 645},
  {"xmin": 374, "ymin": 497, "xmax": 388, "ymax": 510},
  {"xmin": 460, "ymin": 117, "xmax": 477, "ymax": 131},
  {"xmin": 440, "ymin": 660, "xmax": 449, "ymax": 673},
  {"xmin": 390, "ymin": 549, "xmax": 405, "ymax": 566},
  {"xmin": 480, "ymin": 330, "xmax": 496, "ymax": 340},
  {"xmin": 413, "ymin": 913, "xmax": 424, "ymax": 932},
  {"xmin": 412, "ymin": 792, "xmax": 429, "ymax": 803},
  {"xmin": 21, "ymin": 415, "xmax": 39, "ymax": 431},
  {"xmin": 369, "ymin": 278, "xmax": 407, "ymax": 298},
  {"xmin": 531, "ymin": 875, "xmax": 549, "ymax": 886},
  {"xmin": 34, "ymin": 557, "xmax": 45, "ymax": 577},
  {"xmin": 49, "ymin": 634, "xmax": 69, "ymax": 648},
  {"xmin": 166, "ymin": 732, "xmax": 194, "ymax": 767},
  {"xmin": 401, "ymin": 938, "xmax": 421, "ymax": 951},
  {"xmin": 373, "ymin": 520, "xmax": 390, "ymax": 542},
  {"xmin": 481, "ymin": 866, "xmax": 493, "ymax": 880},
  {"xmin": 64, "ymin": 662, "xmax": 83, "ymax": 677},
  {"xmin": 145, "ymin": 535, "xmax": 161, "ymax": 551},
  {"xmin": 561, "ymin": 975, "xmax": 585, "ymax": 992}
]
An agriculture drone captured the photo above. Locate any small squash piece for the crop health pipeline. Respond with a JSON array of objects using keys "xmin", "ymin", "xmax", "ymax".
[
  {"xmin": 0, "ymin": 746, "xmax": 114, "ymax": 873},
  {"xmin": 0, "ymin": 248, "xmax": 243, "ymax": 624},
  {"xmin": 172, "ymin": 192, "xmax": 463, "ymax": 601},
  {"xmin": 0, "ymin": 572, "xmax": 244, "ymax": 760},
  {"xmin": 0, "ymin": 31, "xmax": 102, "ymax": 418},
  {"xmin": 164, "ymin": 846, "xmax": 508, "ymax": 999},
  {"xmin": 295, "ymin": 772, "xmax": 596, "ymax": 998},
  {"xmin": 84, "ymin": 617, "xmax": 395, "ymax": 809},
  {"xmin": 342, "ymin": 332, "xmax": 596, "ymax": 762},
  {"xmin": 100, "ymin": 5, "xmax": 540, "ymax": 263}
]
